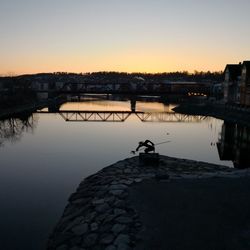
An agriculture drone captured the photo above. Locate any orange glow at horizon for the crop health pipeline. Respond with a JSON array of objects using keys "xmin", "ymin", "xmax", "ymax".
[{"xmin": 0, "ymin": 50, "xmax": 227, "ymax": 76}]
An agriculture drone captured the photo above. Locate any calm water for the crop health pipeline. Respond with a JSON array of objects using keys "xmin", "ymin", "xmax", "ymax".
[{"xmin": 0, "ymin": 97, "xmax": 248, "ymax": 249}]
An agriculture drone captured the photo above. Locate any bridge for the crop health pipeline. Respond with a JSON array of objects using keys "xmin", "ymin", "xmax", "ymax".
[
  {"xmin": 34, "ymin": 82, "xmax": 211, "ymax": 96},
  {"xmin": 37, "ymin": 110, "xmax": 207, "ymax": 123}
]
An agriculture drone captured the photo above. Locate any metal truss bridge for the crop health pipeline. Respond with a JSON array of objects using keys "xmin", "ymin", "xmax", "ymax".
[
  {"xmin": 37, "ymin": 110, "xmax": 207, "ymax": 123},
  {"xmin": 34, "ymin": 81, "xmax": 211, "ymax": 96}
]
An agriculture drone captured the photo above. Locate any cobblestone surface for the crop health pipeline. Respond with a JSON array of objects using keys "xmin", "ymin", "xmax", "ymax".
[{"xmin": 47, "ymin": 155, "xmax": 250, "ymax": 250}]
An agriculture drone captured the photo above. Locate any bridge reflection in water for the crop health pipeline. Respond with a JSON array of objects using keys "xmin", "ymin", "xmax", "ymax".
[{"xmin": 37, "ymin": 110, "xmax": 207, "ymax": 123}]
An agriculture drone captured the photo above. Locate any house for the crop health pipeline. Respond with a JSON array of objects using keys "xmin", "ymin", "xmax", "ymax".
[
  {"xmin": 210, "ymin": 82, "xmax": 223, "ymax": 100},
  {"xmin": 31, "ymin": 81, "xmax": 49, "ymax": 100},
  {"xmin": 223, "ymin": 60, "xmax": 250, "ymax": 106},
  {"xmin": 223, "ymin": 64, "xmax": 242, "ymax": 104},
  {"xmin": 240, "ymin": 61, "xmax": 250, "ymax": 106},
  {"xmin": 31, "ymin": 81, "xmax": 49, "ymax": 92}
]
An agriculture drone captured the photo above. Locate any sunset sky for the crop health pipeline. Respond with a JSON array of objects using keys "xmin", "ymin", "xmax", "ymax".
[{"xmin": 1, "ymin": 0, "xmax": 250, "ymax": 75}]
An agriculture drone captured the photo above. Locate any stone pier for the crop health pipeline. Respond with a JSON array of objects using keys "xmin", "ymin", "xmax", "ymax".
[{"xmin": 47, "ymin": 155, "xmax": 250, "ymax": 250}]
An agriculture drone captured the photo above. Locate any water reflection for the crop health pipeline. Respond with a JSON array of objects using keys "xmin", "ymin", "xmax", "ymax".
[
  {"xmin": 1, "ymin": 97, "xmax": 250, "ymax": 170},
  {"xmin": 38, "ymin": 97, "xmax": 250, "ymax": 168},
  {"xmin": 217, "ymin": 122, "xmax": 250, "ymax": 169},
  {"xmin": 38, "ymin": 100, "xmax": 207, "ymax": 123},
  {"xmin": 0, "ymin": 98, "xmax": 248, "ymax": 249},
  {"xmin": 0, "ymin": 113, "xmax": 37, "ymax": 147}
]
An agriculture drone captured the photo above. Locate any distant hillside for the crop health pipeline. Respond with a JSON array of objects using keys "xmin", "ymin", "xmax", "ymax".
[{"xmin": 0, "ymin": 71, "xmax": 224, "ymax": 84}]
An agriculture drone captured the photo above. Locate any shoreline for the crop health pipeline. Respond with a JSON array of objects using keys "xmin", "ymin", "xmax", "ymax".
[
  {"xmin": 0, "ymin": 101, "xmax": 47, "ymax": 119},
  {"xmin": 47, "ymin": 155, "xmax": 250, "ymax": 250},
  {"xmin": 0, "ymin": 97, "xmax": 65, "ymax": 120},
  {"xmin": 173, "ymin": 102, "xmax": 250, "ymax": 126}
]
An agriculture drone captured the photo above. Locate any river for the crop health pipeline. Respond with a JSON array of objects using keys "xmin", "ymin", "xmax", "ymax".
[{"xmin": 0, "ymin": 96, "xmax": 249, "ymax": 249}]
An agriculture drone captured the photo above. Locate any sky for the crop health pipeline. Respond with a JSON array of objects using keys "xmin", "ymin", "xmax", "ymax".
[{"xmin": 0, "ymin": 0, "xmax": 250, "ymax": 75}]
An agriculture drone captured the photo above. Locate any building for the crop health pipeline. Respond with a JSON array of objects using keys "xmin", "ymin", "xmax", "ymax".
[
  {"xmin": 164, "ymin": 81, "xmax": 210, "ymax": 96},
  {"xmin": 223, "ymin": 60, "xmax": 250, "ymax": 106},
  {"xmin": 240, "ymin": 61, "xmax": 250, "ymax": 106},
  {"xmin": 210, "ymin": 82, "xmax": 223, "ymax": 100},
  {"xmin": 223, "ymin": 64, "xmax": 242, "ymax": 104}
]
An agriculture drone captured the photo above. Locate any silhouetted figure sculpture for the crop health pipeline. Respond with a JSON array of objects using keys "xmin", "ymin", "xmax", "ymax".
[{"xmin": 136, "ymin": 140, "xmax": 155, "ymax": 154}]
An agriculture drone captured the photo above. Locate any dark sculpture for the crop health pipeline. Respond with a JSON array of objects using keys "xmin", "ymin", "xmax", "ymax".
[{"xmin": 131, "ymin": 139, "xmax": 155, "ymax": 154}]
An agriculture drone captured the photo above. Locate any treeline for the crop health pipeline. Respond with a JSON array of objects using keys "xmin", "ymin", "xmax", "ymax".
[
  {"xmin": 86, "ymin": 71, "xmax": 224, "ymax": 82},
  {"xmin": 1, "ymin": 70, "xmax": 224, "ymax": 82},
  {"xmin": 0, "ymin": 77, "xmax": 36, "ymax": 108}
]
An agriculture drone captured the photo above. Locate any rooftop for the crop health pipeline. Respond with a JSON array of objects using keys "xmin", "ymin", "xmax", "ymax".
[{"xmin": 224, "ymin": 64, "xmax": 242, "ymax": 81}]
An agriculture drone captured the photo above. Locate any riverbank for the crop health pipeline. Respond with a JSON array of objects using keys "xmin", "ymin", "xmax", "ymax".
[
  {"xmin": 0, "ymin": 97, "xmax": 64, "ymax": 120},
  {"xmin": 47, "ymin": 155, "xmax": 250, "ymax": 250},
  {"xmin": 173, "ymin": 102, "xmax": 250, "ymax": 126},
  {"xmin": 0, "ymin": 102, "xmax": 46, "ymax": 119}
]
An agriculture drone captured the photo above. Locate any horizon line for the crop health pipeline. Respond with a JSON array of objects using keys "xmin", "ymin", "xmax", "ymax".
[{"xmin": 0, "ymin": 69, "xmax": 224, "ymax": 77}]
